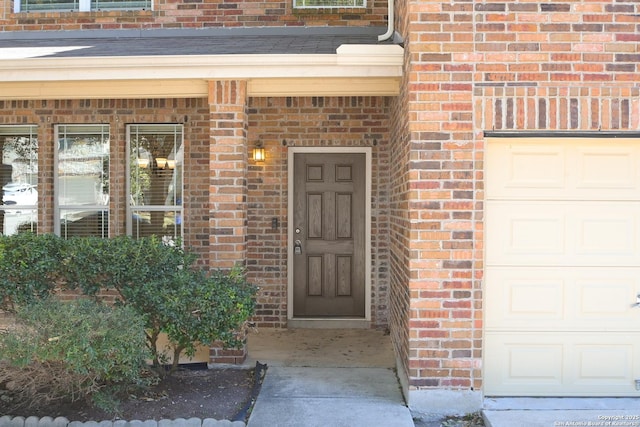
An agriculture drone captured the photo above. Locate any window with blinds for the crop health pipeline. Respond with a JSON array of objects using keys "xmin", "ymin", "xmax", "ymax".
[
  {"xmin": 55, "ymin": 124, "xmax": 110, "ymax": 238},
  {"xmin": 0, "ymin": 125, "xmax": 38, "ymax": 236},
  {"xmin": 293, "ymin": 0, "xmax": 364, "ymax": 8},
  {"xmin": 127, "ymin": 124, "xmax": 183, "ymax": 241},
  {"xmin": 16, "ymin": 0, "xmax": 150, "ymax": 12}
]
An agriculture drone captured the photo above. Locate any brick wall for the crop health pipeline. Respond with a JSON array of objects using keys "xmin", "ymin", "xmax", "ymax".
[
  {"xmin": 388, "ymin": 47, "xmax": 411, "ymax": 395},
  {"xmin": 395, "ymin": 0, "xmax": 640, "ymax": 403},
  {"xmin": 0, "ymin": 98, "xmax": 212, "ymax": 263},
  {"xmin": 0, "ymin": 0, "xmax": 388, "ymax": 31},
  {"xmin": 246, "ymin": 96, "xmax": 391, "ymax": 328}
]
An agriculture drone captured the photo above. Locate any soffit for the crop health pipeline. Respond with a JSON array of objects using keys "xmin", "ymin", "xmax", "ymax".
[{"xmin": 0, "ymin": 28, "xmax": 403, "ymax": 98}]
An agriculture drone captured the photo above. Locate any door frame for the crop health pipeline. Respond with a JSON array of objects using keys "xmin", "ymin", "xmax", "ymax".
[{"xmin": 287, "ymin": 146, "xmax": 372, "ymax": 328}]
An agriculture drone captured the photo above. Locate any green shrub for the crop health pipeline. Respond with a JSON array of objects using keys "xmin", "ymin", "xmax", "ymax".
[
  {"xmin": 60, "ymin": 235, "xmax": 257, "ymax": 372},
  {"xmin": 0, "ymin": 233, "xmax": 65, "ymax": 311},
  {"xmin": 0, "ymin": 298, "xmax": 152, "ymax": 411},
  {"xmin": 62, "ymin": 235, "xmax": 196, "ymax": 298},
  {"xmin": 0, "ymin": 234, "xmax": 258, "ymax": 375}
]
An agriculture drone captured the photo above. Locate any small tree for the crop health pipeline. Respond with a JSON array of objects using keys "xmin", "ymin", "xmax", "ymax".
[{"xmin": 134, "ymin": 265, "xmax": 257, "ymax": 372}]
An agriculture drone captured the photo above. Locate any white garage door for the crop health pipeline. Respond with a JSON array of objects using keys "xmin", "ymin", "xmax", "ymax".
[{"xmin": 484, "ymin": 137, "xmax": 640, "ymax": 396}]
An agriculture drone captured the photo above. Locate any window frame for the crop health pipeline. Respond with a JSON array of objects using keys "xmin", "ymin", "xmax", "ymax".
[
  {"xmin": 292, "ymin": 0, "xmax": 365, "ymax": 9},
  {"xmin": 126, "ymin": 124, "xmax": 184, "ymax": 241},
  {"xmin": 54, "ymin": 124, "xmax": 110, "ymax": 239},
  {"xmin": 14, "ymin": 0, "xmax": 151, "ymax": 13},
  {"xmin": 0, "ymin": 125, "xmax": 38, "ymax": 236}
]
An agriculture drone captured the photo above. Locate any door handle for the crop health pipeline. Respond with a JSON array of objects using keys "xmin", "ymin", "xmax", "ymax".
[
  {"xmin": 631, "ymin": 293, "xmax": 640, "ymax": 308},
  {"xmin": 294, "ymin": 239, "xmax": 302, "ymax": 255}
]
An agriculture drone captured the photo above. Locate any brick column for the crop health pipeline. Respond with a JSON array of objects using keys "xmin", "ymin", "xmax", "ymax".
[
  {"xmin": 208, "ymin": 80, "xmax": 249, "ymax": 268},
  {"xmin": 208, "ymin": 80, "xmax": 249, "ymax": 364},
  {"xmin": 402, "ymin": 0, "xmax": 482, "ymax": 414}
]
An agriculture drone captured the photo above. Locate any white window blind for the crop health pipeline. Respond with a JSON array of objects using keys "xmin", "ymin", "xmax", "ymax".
[
  {"xmin": 16, "ymin": 0, "xmax": 150, "ymax": 13},
  {"xmin": 55, "ymin": 124, "xmax": 110, "ymax": 238},
  {"xmin": 127, "ymin": 124, "xmax": 183, "ymax": 241},
  {"xmin": 293, "ymin": 0, "xmax": 364, "ymax": 8}
]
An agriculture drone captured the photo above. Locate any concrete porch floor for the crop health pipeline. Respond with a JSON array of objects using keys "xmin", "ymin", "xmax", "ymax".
[{"xmin": 244, "ymin": 327, "xmax": 396, "ymax": 368}]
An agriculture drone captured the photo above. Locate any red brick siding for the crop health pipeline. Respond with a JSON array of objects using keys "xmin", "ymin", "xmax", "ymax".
[
  {"xmin": 476, "ymin": 86, "xmax": 640, "ymax": 132},
  {"xmin": 0, "ymin": 0, "xmax": 388, "ymax": 31},
  {"xmin": 246, "ymin": 96, "xmax": 391, "ymax": 328},
  {"xmin": 396, "ymin": 0, "xmax": 640, "ymax": 396},
  {"xmin": 390, "ymin": 0, "xmax": 481, "ymax": 393},
  {"xmin": 388, "ymin": 55, "xmax": 411, "ymax": 389},
  {"xmin": 209, "ymin": 339, "xmax": 247, "ymax": 364}
]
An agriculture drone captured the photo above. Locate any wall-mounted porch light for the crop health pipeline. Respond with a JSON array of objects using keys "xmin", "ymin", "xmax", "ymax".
[{"xmin": 252, "ymin": 142, "xmax": 266, "ymax": 162}]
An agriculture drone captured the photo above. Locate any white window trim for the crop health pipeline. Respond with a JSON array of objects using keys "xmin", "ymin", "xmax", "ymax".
[
  {"xmin": 293, "ymin": 0, "xmax": 366, "ymax": 9},
  {"xmin": 54, "ymin": 124, "xmax": 110, "ymax": 238},
  {"xmin": 0, "ymin": 125, "xmax": 38, "ymax": 235},
  {"xmin": 15, "ymin": 0, "xmax": 151, "ymax": 13},
  {"xmin": 126, "ymin": 124, "xmax": 184, "ymax": 239}
]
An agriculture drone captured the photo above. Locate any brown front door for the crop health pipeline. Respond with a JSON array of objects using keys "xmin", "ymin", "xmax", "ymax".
[{"xmin": 292, "ymin": 152, "xmax": 366, "ymax": 317}]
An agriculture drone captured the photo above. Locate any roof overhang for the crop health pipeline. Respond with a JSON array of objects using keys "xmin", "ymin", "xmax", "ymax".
[{"xmin": 0, "ymin": 44, "xmax": 403, "ymax": 99}]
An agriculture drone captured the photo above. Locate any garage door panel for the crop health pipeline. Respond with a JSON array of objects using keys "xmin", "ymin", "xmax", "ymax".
[
  {"xmin": 575, "ymin": 345, "xmax": 632, "ymax": 384},
  {"xmin": 486, "ymin": 141, "xmax": 566, "ymax": 198},
  {"xmin": 486, "ymin": 201, "xmax": 565, "ymax": 263},
  {"xmin": 487, "ymin": 201, "xmax": 640, "ymax": 266},
  {"xmin": 576, "ymin": 146, "xmax": 639, "ymax": 191},
  {"xmin": 485, "ymin": 267, "xmax": 640, "ymax": 330},
  {"xmin": 577, "ymin": 211, "xmax": 637, "ymax": 256},
  {"xmin": 485, "ymin": 332, "xmax": 640, "ymax": 396},
  {"xmin": 578, "ymin": 280, "xmax": 632, "ymax": 319},
  {"xmin": 485, "ymin": 269, "xmax": 565, "ymax": 328},
  {"xmin": 487, "ymin": 138, "xmax": 640, "ymax": 200},
  {"xmin": 485, "ymin": 137, "xmax": 640, "ymax": 397},
  {"xmin": 485, "ymin": 334, "xmax": 564, "ymax": 395}
]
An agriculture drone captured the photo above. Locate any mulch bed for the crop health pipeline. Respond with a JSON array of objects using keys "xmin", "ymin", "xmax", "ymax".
[{"xmin": 1, "ymin": 365, "xmax": 265, "ymax": 423}]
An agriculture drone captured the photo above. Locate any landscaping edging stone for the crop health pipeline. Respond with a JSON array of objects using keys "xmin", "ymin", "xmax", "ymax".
[{"xmin": 0, "ymin": 417, "xmax": 245, "ymax": 427}]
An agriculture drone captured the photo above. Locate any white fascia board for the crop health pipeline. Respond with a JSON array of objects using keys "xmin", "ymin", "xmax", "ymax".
[{"xmin": 0, "ymin": 44, "xmax": 403, "ymax": 83}]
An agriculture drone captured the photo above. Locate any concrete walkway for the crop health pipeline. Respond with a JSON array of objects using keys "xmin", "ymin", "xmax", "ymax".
[
  {"xmin": 244, "ymin": 329, "xmax": 414, "ymax": 427},
  {"xmin": 247, "ymin": 367, "xmax": 414, "ymax": 427}
]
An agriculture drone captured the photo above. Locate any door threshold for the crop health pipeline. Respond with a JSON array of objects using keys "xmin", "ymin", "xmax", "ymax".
[{"xmin": 287, "ymin": 318, "xmax": 370, "ymax": 329}]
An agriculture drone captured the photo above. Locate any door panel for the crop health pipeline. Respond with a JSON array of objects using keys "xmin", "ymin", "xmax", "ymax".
[{"xmin": 293, "ymin": 153, "xmax": 365, "ymax": 317}]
